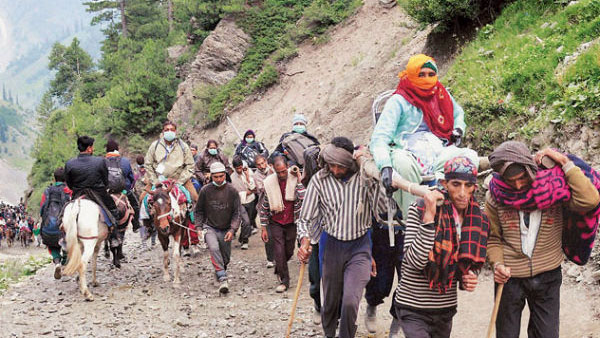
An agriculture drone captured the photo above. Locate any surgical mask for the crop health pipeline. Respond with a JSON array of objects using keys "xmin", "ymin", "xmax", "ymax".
[
  {"xmin": 208, "ymin": 148, "xmax": 218, "ymax": 156},
  {"xmin": 163, "ymin": 131, "xmax": 176, "ymax": 142},
  {"xmin": 292, "ymin": 125, "xmax": 306, "ymax": 134},
  {"xmin": 245, "ymin": 137, "xmax": 254, "ymax": 144},
  {"xmin": 212, "ymin": 180, "xmax": 226, "ymax": 187}
]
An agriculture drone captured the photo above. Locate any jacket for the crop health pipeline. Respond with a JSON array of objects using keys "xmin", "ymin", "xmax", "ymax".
[
  {"xmin": 145, "ymin": 138, "xmax": 195, "ymax": 185},
  {"xmin": 195, "ymin": 149, "xmax": 231, "ymax": 177},
  {"xmin": 234, "ymin": 141, "xmax": 269, "ymax": 167},
  {"xmin": 369, "ymin": 93, "xmax": 467, "ymax": 170},
  {"xmin": 485, "ymin": 162, "xmax": 600, "ymax": 278},
  {"xmin": 65, "ymin": 153, "xmax": 110, "ymax": 193}
]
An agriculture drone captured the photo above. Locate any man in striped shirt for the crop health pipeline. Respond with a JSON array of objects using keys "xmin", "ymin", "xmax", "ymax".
[
  {"xmin": 297, "ymin": 137, "xmax": 387, "ymax": 338},
  {"xmin": 393, "ymin": 156, "xmax": 487, "ymax": 338}
]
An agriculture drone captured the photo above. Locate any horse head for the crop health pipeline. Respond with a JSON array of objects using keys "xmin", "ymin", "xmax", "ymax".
[{"xmin": 150, "ymin": 186, "xmax": 173, "ymax": 235}]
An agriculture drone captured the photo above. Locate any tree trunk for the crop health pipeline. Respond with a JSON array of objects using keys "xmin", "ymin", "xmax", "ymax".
[
  {"xmin": 167, "ymin": 0, "xmax": 173, "ymax": 33},
  {"xmin": 120, "ymin": 0, "xmax": 128, "ymax": 38}
]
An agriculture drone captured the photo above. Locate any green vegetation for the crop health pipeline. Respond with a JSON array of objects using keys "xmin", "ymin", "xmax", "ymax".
[
  {"xmin": 399, "ymin": 0, "xmax": 506, "ymax": 31},
  {"xmin": 0, "ymin": 256, "xmax": 50, "ymax": 293},
  {"xmin": 444, "ymin": 0, "xmax": 600, "ymax": 151}
]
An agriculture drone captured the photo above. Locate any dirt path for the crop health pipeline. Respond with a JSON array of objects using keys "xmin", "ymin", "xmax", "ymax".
[{"xmin": 1, "ymin": 229, "xmax": 599, "ymax": 337}]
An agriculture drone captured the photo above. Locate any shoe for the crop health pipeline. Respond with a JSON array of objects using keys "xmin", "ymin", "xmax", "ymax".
[
  {"xmin": 266, "ymin": 261, "xmax": 274, "ymax": 268},
  {"xmin": 191, "ymin": 245, "xmax": 201, "ymax": 255},
  {"xmin": 219, "ymin": 280, "xmax": 229, "ymax": 294},
  {"xmin": 183, "ymin": 247, "xmax": 191, "ymax": 257},
  {"xmin": 365, "ymin": 304, "xmax": 377, "ymax": 333},
  {"xmin": 251, "ymin": 228, "xmax": 258, "ymax": 235},
  {"xmin": 53, "ymin": 263, "xmax": 62, "ymax": 280},
  {"xmin": 241, "ymin": 243, "xmax": 249, "ymax": 250},
  {"xmin": 312, "ymin": 307, "xmax": 321, "ymax": 325},
  {"xmin": 275, "ymin": 284, "xmax": 287, "ymax": 293},
  {"xmin": 389, "ymin": 317, "xmax": 402, "ymax": 338}
]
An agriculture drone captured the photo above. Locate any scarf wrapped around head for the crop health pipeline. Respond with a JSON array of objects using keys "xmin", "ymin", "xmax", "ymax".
[
  {"xmin": 319, "ymin": 144, "xmax": 359, "ymax": 173},
  {"xmin": 489, "ymin": 153, "xmax": 600, "ymax": 265},
  {"xmin": 394, "ymin": 54, "xmax": 454, "ymax": 141},
  {"xmin": 488, "ymin": 141, "xmax": 538, "ymax": 181},
  {"xmin": 419, "ymin": 192, "xmax": 489, "ymax": 294}
]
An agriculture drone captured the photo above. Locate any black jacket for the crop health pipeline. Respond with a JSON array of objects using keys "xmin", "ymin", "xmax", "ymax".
[
  {"xmin": 65, "ymin": 153, "xmax": 109, "ymax": 193},
  {"xmin": 234, "ymin": 141, "xmax": 269, "ymax": 168}
]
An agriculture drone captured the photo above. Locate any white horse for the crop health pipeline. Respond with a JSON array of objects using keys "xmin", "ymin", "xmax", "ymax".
[{"xmin": 62, "ymin": 198, "xmax": 109, "ymax": 301}]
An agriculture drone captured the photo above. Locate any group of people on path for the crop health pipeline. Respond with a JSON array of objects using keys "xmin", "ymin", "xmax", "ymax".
[
  {"xmin": 35, "ymin": 53, "xmax": 600, "ymax": 338},
  {"xmin": 0, "ymin": 201, "xmax": 38, "ymax": 247}
]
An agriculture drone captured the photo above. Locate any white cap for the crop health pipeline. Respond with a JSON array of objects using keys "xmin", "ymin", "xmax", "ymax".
[{"xmin": 210, "ymin": 162, "xmax": 227, "ymax": 174}]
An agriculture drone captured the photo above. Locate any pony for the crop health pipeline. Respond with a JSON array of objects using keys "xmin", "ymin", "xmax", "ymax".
[
  {"xmin": 19, "ymin": 227, "xmax": 31, "ymax": 247},
  {"xmin": 148, "ymin": 184, "xmax": 185, "ymax": 287},
  {"xmin": 62, "ymin": 198, "xmax": 109, "ymax": 301},
  {"xmin": 6, "ymin": 227, "xmax": 15, "ymax": 247}
]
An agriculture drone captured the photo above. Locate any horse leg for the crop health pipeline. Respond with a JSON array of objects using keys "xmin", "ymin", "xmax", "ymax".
[
  {"xmin": 158, "ymin": 234, "xmax": 170, "ymax": 282},
  {"xmin": 79, "ymin": 239, "xmax": 97, "ymax": 301},
  {"xmin": 93, "ymin": 224, "xmax": 109, "ymax": 287},
  {"xmin": 173, "ymin": 231, "xmax": 182, "ymax": 287}
]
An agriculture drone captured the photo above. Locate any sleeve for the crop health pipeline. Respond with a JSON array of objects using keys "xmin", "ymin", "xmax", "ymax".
[
  {"xmin": 294, "ymin": 183, "xmax": 306, "ymax": 220},
  {"xmin": 247, "ymin": 172, "xmax": 256, "ymax": 191},
  {"xmin": 402, "ymin": 205, "xmax": 436, "ymax": 271},
  {"xmin": 100, "ymin": 158, "xmax": 109, "ymax": 187},
  {"xmin": 260, "ymin": 142, "xmax": 269, "ymax": 159},
  {"xmin": 260, "ymin": 192, "xmax": 271, "ymax": 228},
  {"xmin": 485, "ymin": 192, "xmax": 504, "ymax": 267},
  {"xmin": 145, "ymin": 141, "xmax": 159, "ymax": 184},
  {"xmin": 229, "ymin": 190, "xmax": 241, "ymax": 232},
  {"xmin": 40, "ymin": 189, "xmax": 48, "ymax": 216},
  {"xmin": 366, "ymin": 179, "xmax": 388, "ymax": 217},
  {"xmin": 563, "ymin": 161, "xmax": 600, "ymax": 213},
  {"xmin": 369, "ymin": 95, "xmax": 403, "ymax": 170},
  {"xmin": 178, "ymin": 143, "xmax": 195, "ymax": 185},
  {"xmin": 64, "ymin": 162, "xmax": 73, "ymax": 190},
  {"xmin": 194, "ymin": 189, "xmax": 206, "ymax": 227},
  {"xmin": 296, "ymin": 180, "xmax": 320, "ymax": 241},
  {"xmin": 123, "ymin": 158, "xmax": 135, "ymax": 191},
  {"xmin": 450, "ymin": 93, "xmax": 467, "ymax": 133}
]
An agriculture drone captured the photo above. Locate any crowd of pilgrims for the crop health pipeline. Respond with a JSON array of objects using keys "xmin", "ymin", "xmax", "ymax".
[{"xmin": 0, "ymin": 201, "xmax": 40, "ymax": 247}]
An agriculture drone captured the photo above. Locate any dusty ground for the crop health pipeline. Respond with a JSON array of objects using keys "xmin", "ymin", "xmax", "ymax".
[{"xmin": 1, "ymin": 229, "xmax": 599, "ymax": 338}]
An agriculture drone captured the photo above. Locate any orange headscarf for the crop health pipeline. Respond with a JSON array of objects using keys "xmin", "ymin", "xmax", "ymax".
[{"xmin": 398, "ymin": 54, "xmax": 438, "ymax": 90}]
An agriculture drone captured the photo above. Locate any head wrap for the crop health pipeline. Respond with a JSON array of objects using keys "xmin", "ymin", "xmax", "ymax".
[
  {"xmin": 443, "ymin": 156, "xmax": 477, "ymax": 183},
  {"xmin": 394, "ymin": 54, "xmax": 454, "ymax": 141},
  {"xmin": 243, "ymin": 129, "xmax": 255, "ymax": 139},
  {"xmin": 292, "ymin": 114, "xmax": 307, "ymax": 125},
  {"xmin": 398, "ymin": 54, "xmax": 438, "ymax": 90},
  {"xmin": 488, "ymin": 141, "xmax": 537, "ymax": 181},
  {"xmin": 209, "ymin": 162, "xmax": 227, "ymax": 174},
  {"xmin": 320, "ymin": 144, "xmax": 358, "ymax": 173}
]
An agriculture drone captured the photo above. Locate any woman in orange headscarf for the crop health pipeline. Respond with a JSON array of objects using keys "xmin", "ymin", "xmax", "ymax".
[{"xmin": 370, "ymin": 54, "xmax": 479, "ymax": 215}]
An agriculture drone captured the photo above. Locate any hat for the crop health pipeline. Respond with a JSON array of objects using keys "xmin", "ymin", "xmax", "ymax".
[
  {"xmin": 209, "ymin": 162, "xmax": 227, "ymax": 174},
  {"xmin": 443, "ymin": 156, "xmax": 477, "ymax": 183},
  {"xmin": 489, "ymin": 141, "xmax": 537, "ymax": 181},
  {"xmin": 292, "ymin": 114, "xmax": 307, "ymax": 125}
]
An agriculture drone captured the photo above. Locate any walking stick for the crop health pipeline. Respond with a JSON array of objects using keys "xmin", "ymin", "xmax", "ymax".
[
  {"xmin": 486, "ymin": 283, "xmax": 504, "ymax": 338},
  {"xmin": 286, "ymin": 262, "xmax": 307, "ymax": 338}
]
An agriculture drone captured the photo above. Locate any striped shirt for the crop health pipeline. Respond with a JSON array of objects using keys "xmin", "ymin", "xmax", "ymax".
[
  {"xmin": 394, "ymin": 203, "xmax": 458, "ymax": 310},
  {"xmin": 297, "ymin": 169, "xmax": 387, "ymax": 241}
]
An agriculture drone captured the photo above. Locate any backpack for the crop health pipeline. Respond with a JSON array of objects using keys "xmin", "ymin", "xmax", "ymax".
[
  {"xmin": 106, "ymin": 156, "xmax": 126, "ymax": 193},
  {"xmin": 239, "ymin": 144, "xmax": 260, "ymax": 167},
  {"xmin": 301, "ymin": 145, "xmax": 321, "ymax": 185},
  {"xmin": 282, "ymin": 133, "xmax": 319, "ymax": 167},
  {"xmin": 41, "ymin": 185, "xmax": 70, "ymax": 245}
]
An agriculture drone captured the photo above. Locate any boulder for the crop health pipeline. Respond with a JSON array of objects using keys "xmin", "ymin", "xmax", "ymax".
[{"xmin": 168, "ymin": 17, "xmax": 252, "ymax": 127}]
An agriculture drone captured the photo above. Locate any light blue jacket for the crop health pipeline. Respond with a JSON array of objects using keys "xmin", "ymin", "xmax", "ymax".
[{"xmin": 369, "ymin": 93, "xmax": 467, "ymax": 169}]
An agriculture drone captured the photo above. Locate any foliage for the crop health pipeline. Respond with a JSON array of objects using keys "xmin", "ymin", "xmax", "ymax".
[
  {"xmin": 0, "ymin": 256, "xmax": 51, "ymax": 293},
  {"xmin": 401, "ymin": 0, "xmax": 506, "ymax": 31},
  {"xmin": 47, "ymin": 38, "xmax": 94, "ymax": 105},
  {"xmin": 445, "ymin": 0, "xmax": 600, "ymax": 149}
]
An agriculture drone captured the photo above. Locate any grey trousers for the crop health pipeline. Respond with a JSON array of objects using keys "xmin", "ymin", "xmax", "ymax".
[
  {"xmin": 204, "ymin": 226, "xmax": 231, "ymax": 282},
  {"xmin": 321, "ymin": 232, "xmax": 371, "ymax": 338},
  {"xmin": 396, "ymin": 306, "xmax": 456, "ymax": 338}
]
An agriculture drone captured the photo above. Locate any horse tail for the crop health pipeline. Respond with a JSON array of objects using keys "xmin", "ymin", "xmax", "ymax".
[{"xmin": 63, "ymin": 201, "xmax": 82, "ymax": 275}]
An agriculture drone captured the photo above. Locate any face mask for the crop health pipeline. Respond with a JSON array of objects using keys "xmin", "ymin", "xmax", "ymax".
[
  {"xmin": 163, "ymin": 131, "xmax": 176, "ymax": 142},
  {"xmin": 208, "ymin": 148, "xmax": 218, "ymax": 156},
  {"xmin": 212, "ymin": 180, "xmax": 226, "ymax": 187},
  {"xmin": 245, "ymin": 137, "xmax": 254, "ymax": 144},
  {"xmin": 292, "ymin": 125, "xmax": 306, "ymax": 134}
]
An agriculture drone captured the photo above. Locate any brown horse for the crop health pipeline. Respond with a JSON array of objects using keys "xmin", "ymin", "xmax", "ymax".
[
  {"xmin": 19, "ymin": 228, "xmax": 31, "ymax": 247},
  {"xmin": 148, "ymin": 185, "xmax": 186, "ymax": 287},
  {"xmin": 6, "ymin": 227, "xmax": 15, "ymax": 247}
]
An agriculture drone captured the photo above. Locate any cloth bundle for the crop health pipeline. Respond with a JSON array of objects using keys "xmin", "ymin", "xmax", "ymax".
[
  {"xmin": 489, "ymin": 154, "xmax": 600, "ymax": 265},
  {"xmin": 263, "ymin": 169, "xmax": 298, "ymax": 213}
]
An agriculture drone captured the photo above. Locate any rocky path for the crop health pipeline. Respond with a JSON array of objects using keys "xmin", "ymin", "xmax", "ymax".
[{"xmin": 1, "ymin": 230, "xmax": 600, "ymax": 337}]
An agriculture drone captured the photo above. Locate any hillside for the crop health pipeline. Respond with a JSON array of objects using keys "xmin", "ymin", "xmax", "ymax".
[{"xmin": 186, "ymin": 0, "xmax": 432, "ymax": 150}]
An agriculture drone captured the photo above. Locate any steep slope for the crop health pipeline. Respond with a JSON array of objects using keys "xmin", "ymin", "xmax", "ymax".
[{"xmin": 188, "ymin": 0, "xmax": 435, "ymax": 150}]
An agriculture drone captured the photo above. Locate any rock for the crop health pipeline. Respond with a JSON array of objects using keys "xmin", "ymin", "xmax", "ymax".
[
  {"xmin": 556, "ymin": 45, "xmax": 564, "ymax": 53},
  {"xmin": 167, "ymin": 45, "xmax": 189, "ymax": 61},
  {"xmin": 566, "ymin": 265, "xmax": 581, "ymax": 278},
  {"xmin": 379, "ymin": 0, "xmax": 397, "ymax": 8},
  {"xmin": 168, "ymin": 17, "xmax": 252, "ymax": 128}
]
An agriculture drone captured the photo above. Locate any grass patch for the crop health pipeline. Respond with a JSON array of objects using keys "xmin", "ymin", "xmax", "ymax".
[
  {"xmin": 444, "ymin": 0, "xmax": 600, "ymax": 148},
  {"xmin": 0, "ymin": 256, "xmax": 50, "ymax": 294}
]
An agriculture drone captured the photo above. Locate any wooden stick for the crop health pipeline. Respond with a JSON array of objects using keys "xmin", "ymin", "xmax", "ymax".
[
  {"xmin": 286, "ymin": 262, "xmax": 307, "ymax": 338},
  {"xmin": 486, "ymin": 283, "xmax": 505, "ymax": 338}
]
